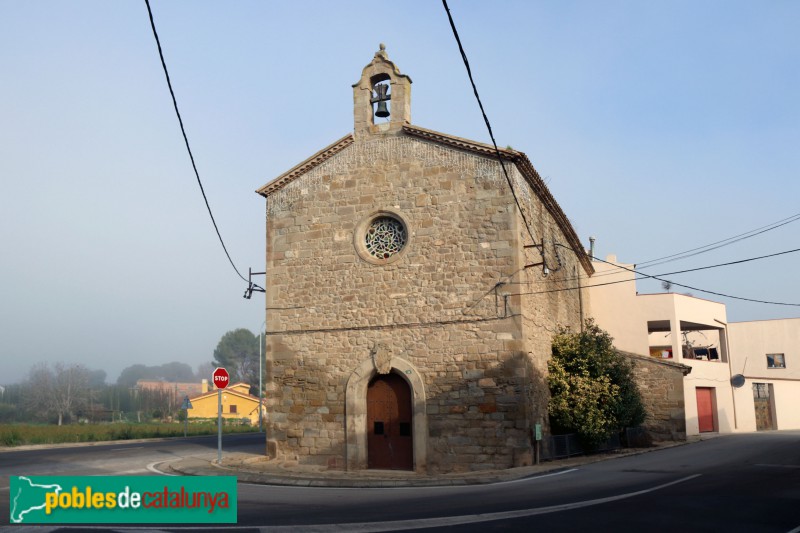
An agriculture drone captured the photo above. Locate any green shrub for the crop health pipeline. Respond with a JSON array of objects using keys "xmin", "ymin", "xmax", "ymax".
[
  {"xmin": 548, "ymin": 319, "xmax": 647, "ymax": 450},
  {"xmin": 1, "ymin": 428, "xmax": 21, "ymax": 446}
]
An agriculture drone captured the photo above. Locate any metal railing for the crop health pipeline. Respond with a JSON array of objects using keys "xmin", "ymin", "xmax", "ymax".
[{"xmin": 543, "ymin": 431, "xmax": 631, "ymax": 460}]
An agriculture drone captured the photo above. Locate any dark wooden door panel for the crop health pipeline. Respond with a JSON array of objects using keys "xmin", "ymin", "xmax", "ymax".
[{"xmin": 367, "ymin": 373, "xmax": 413, "ymax": 470}]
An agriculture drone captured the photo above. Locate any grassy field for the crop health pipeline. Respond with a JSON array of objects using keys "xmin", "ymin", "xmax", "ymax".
[{"xmin": 0, "ymin": 421, "xmax": 259, "ymax": 447}]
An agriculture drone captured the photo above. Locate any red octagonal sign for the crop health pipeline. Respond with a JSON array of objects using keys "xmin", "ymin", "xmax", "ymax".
[{"xmin": 212, "ymin": 367, "xmax": 230, "ymax": 389}]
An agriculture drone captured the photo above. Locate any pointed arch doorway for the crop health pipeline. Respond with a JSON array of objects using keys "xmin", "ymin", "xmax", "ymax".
[{"xmin": 367, "ymin": 372, "xmax": 413, "ymax": 470}]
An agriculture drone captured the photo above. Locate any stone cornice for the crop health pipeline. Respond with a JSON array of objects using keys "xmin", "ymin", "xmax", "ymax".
[
  {"xmin": 256, "ymin": 134, "xmax": 355, "ymax": 197},
  {"xmin": 402, "ymin": 124, "xmax": 518, "ymax": 160}
]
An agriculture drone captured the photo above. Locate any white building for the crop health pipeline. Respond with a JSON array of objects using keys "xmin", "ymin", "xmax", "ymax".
[
  {"xmin": 588, "ymin": 255, "xmax": 800, "ymax": 436},
  {"xmin": 728, "ymin": 318, "xmax": 800, "ymax": 431}
]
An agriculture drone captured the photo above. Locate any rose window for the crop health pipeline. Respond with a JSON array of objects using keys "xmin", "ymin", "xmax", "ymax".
[{"xmin": 365, "ymin": 216, "xmax": 407, "ymax": 260}]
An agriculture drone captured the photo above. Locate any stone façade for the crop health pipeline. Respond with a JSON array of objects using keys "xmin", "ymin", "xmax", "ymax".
[{"xmin": 257, "ymin": 46, "xmax": 593, "ymax": 473}]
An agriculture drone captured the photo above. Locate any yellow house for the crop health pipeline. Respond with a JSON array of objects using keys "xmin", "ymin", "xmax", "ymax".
[{"xmin": 188, "ymin": 381, "xmax": 263, "ymax": 425}]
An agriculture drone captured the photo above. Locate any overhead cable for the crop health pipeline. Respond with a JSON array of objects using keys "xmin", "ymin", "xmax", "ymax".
[
  {"xmin": 590, "ymin": 255, "xmax": 800, "ymax": 306},
  {"xmin": 636, "ymin": 212, "xmax": 800, "ymax": 269},
  {"xmin": 144, "ymin": 0, "xmax": 261, "ymax": 292},
  {"xmin": 511, "ymin": 250, "xmax": 800, "ymax": 307},
  {"xmin": 441, "ymin": 0, "xmax": 538, "ymax": 248}
]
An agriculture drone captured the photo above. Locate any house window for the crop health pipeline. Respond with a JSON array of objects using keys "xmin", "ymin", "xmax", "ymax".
[
  {"xmin": 649, "ymin": 346, "xmax": 673, "ymax": 359},
  {"xmin": 229, "ymin": 404, "xmax": 237, "ymax": 414},
  {"xmin": 682, "ymin": 346, "xmax": 719, "ymax": 361},
  {"xmin": 766, "ymin": 354, "xmax": 786, "ymax": 369},
  {"xmin": 753, "ymin": 383, "xmax": 770, "ymax": 399}
]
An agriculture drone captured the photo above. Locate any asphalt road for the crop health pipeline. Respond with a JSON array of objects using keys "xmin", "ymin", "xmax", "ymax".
[{"xmin": 1, "ymin": 431, "xmax": 799, "ymax": 532}]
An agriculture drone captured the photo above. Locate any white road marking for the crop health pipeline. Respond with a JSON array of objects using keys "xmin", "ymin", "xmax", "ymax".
[
  {"xmin": 72, "ymin": 473, "xmax": 701, "ymax": 532},
  {"xmin": 257, "ymin": 474, "xmax": 703, "ymax": 532},
  {"xmin": 786, "ymin": 526, "xmax": 800, "ymax": 533},
  {"xmin": 146, "ymin": 461, "xmax": 178, "ymax": 476},
  {"xmin": 490, "ymin": 467, "xmax": 579, "ymax": 486}
]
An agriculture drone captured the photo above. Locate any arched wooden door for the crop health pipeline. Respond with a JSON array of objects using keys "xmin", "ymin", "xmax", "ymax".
[{"xmin": 367, "ymin": 372, "xmax": 413, "ymax": 470}]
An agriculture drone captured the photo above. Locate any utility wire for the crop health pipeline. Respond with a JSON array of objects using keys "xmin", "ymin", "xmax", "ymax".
[
  {"xmin": 543, "ymin": 211, "xmax": 800, "ymax": 284},
  {"xmin": 591, "ymin": 255, "xmax": 800, "ymax": 307},
  {"xmin": 513, "ymin": 246, "xmax": 800, "ymax": 291},
  {"xmin": 638, "ymin": 247, "xmax": 800, "ymax": 278},
  {"xmin": 636, "ymin": 212, "xmax": 800, "ymax": 269},
  {"xmin": 528, "ymin": 243, "xmax": 800, "ymax": 286},
  {"xmin": 442, "ymin": 0, "xmax": 538, "ymax": 248},
  {"xmin": 511, "ymin": 250, "xmax": 800, "ymax": 307},
  {"xmin": 144, "ymin": 0, "xmax": 259, "ymax": 290}
]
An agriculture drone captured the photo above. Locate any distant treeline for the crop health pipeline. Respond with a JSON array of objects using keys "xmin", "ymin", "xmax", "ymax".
[
  {"xmin": 0, "ymin": 361, "xmax": 212, "ymax": 425},
  {"xmin": 0, "ymin": 327, "xmax": 265, "ymax": 426}
]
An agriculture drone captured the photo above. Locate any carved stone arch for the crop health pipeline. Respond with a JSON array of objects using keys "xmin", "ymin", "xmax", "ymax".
[{"xmin": 345, "ymin": 355, "xmax": 427, "ymax": 472}]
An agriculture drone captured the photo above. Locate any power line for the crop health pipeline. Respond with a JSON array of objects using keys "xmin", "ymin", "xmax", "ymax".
[
  {"xmin": 535, "ymin": 211, "xmax": 800, "ymax": 284},
  {"xmin": 591, "ymin": 255, "xmax": 800, "ymax": 307},
  {"xmin": 144, "ymin": 0, "xmax": 258, "ymax": 291},
  {"xmin": 532, "ymin": 242, "xmax": 800, "ymax": 286},
  {"xmin": 264, "ymin": 314, "xmax": 518, "ymax": 336},
  {"xmin": 636, "ymin": 212, "xmax": 800, "ymax": 269},
  {"xmin": 641, "ymin": 247, "xmax": 800, "ymax": 278},
  {"xmin": 511, "ymin": 250, "xmax": 800, "ymax": 307},
  {"xmin": 441, "ymin": 0, "xmax": 538, "ymax": 249}
]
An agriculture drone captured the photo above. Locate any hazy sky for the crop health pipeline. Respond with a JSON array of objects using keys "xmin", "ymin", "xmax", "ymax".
[{"xmin": 2, "ymin": 1, "xmax": 798, "ymax": 386}]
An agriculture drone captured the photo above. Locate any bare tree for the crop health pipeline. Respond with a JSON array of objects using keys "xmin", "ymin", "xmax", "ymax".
[
  {"xmin": 135, "ymin": 387, "xmax": 174, "ymax": 421},
  {"xmin": 26, "ymin": 362, "xmax": 91, "ymax": 425}
]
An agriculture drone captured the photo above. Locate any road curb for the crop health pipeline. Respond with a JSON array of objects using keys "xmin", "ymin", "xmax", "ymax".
[{"xmin": 164, "ymin": 441, "xmax": 692, "ymax": 488}]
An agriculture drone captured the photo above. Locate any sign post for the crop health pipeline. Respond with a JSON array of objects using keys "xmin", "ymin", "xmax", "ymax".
[
  {"xmin": 534, "ymin": 422, "xmax": 542, "ymax": 465},
  {"xmin": 181, "ymin": 395, "xmax": 193, "ymax": 438},
  {"xmin": 212, "ymin": 367, "xmax": 230, "ymax": 464}
]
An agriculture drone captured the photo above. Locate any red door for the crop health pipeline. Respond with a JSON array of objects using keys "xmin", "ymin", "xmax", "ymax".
[
  {"xmin": 367, "ymin": 373, "xmax": 413, "ymax": 470},
  {"xmin": 696, "ymin": 387, "xmax": 715, "ymax": 433}
]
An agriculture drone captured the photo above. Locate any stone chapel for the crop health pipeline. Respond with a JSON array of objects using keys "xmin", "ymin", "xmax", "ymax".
[{"xmin": 257, "ymin": 46, "xmax": 593, "ymax": 473}]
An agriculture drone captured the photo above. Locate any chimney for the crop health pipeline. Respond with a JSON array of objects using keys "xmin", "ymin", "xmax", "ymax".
[{"xmin": 201, "ymin": 379, "xmax": 208, "ymax": 394}]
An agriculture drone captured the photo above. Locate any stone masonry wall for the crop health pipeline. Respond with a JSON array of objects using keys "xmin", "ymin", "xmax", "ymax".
[
  {"xmin": 265, "ymin": 135, "xmax": 534, "ymax": 473},
  {"xmin": 511, "ymin": 164, "xmax": 588, "ymax": 447},
  {"xmin": 624, "ymin": 352, "xmax": 688, "ymax": 441}
]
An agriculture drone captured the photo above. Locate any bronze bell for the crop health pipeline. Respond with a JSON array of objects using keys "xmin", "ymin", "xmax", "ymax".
[
  {"xmin": 371, "ymin": 83, "xmax": 391, "ymax": 118},
  {"xmin": 374, "ymin": 100, "xmax": 390, "ymax": 118}
]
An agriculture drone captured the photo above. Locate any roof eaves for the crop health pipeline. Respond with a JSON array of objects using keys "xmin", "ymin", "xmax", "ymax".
[
  {"xmin": 402, "ymin": 124, "xmax": 518, "ymax": 160},
  {"xmin": 618, "ymin": 350, "xmax": 693, "ymax": 376},
  {"xmin": 256, "ymin": 133, "xmax": 354, "ymax": 198},
  {"xmin": 512, "ymin": 152, "xmax": 594, "ymax": 275},
  {"xmin": 189, "ymin": 388, "xmax": 259, "ymax": 402}
]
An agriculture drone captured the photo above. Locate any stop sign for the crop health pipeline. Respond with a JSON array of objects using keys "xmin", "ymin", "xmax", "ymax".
[{"xmin": 212, "ymin": 367, "xmax": 230, "ymax": 389}]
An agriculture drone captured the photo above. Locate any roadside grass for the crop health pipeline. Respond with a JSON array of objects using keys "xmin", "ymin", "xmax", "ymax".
[{"xmin": 0, "ymin": 421, "xmax": 259, "ymax": 447}]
